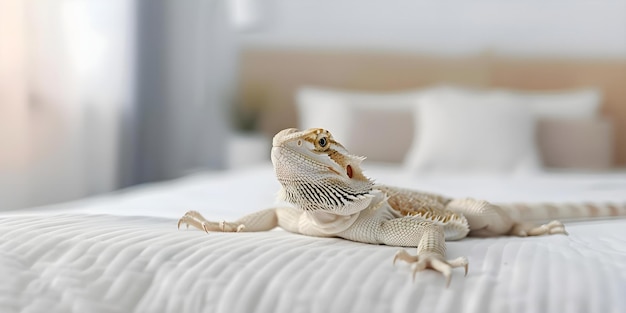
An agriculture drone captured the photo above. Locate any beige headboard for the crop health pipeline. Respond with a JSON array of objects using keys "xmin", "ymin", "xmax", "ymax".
[{"xmin": 236, "ymin": 48, "xmax": 626, "ymax": 166}]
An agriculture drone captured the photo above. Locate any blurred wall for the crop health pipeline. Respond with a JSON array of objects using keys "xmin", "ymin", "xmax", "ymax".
[{"xmin": 239, "ymin": 0, "xmax": 626, "ymax": 58}]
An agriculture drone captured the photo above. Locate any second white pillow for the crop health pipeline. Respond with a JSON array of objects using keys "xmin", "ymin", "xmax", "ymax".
[{"xmin": 405, "ymin": 90, "xmax": 542, "ymax": 175}]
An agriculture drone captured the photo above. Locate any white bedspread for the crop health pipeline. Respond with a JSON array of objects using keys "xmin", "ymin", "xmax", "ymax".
[{"xmin": 2, "ymin": 164, "xmax": 626, "ymax": 313}]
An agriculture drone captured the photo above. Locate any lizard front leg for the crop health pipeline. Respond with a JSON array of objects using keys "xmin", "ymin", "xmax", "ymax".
[
  {"xmin": 379, "ymin": 218, "xmax": 468, "ymax": 286},
  {"xmin": 178, "ymin": 207, "xmax": 303, "ymax": 233},
  {"xmin": 178, "ymin": 209, "xmax": 278, "ymax": 232}
]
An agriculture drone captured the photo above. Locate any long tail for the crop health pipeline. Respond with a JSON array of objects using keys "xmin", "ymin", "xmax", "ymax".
[{"xmin": 496, "ymin": 202, "xmax": 626, "ymax": 222}]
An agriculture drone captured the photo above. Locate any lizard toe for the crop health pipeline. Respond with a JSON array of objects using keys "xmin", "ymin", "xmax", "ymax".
[{"xmin": 395, "ymin": 250, "xmax": 468, "ymax": 287}]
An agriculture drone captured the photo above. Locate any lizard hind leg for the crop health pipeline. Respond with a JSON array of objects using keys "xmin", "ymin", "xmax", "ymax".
[
  {"xmin": 446, "ymin": 198, "xmax": 515, "ymax": 237},
  {"xmin": 509, "ymin": 220, "xmax": 567, "ymax": 237},
  {"xmin": 446, "ymin": 198, "xmax": 567, "ymax": 237}
]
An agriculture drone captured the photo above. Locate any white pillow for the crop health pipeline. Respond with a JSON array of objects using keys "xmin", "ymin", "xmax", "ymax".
[
  {"xmin": 296, "ymin": 86, "xmax": 424, "ymax": 145},
  {"xmin": 404, "ymin": 90, "xmax": 542, "ymax": 175}
]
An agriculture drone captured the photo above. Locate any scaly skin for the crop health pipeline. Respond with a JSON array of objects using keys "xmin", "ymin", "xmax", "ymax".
[{"xmin": 178, "ymin": 128, "xmax": 625, "ymax": 286}]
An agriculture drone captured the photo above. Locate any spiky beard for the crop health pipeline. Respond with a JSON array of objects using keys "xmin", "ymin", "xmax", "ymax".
[{"xmin": 278, "ymin": 176, "xmax": 374, "ymax": 215}]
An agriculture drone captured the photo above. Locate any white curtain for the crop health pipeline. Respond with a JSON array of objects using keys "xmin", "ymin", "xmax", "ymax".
[
  {"xmin": 126, "ymin": 0, "xmax": 234, "ymax": 187},
  {"xmin": 0, "ymin": 0, "xmax": 234, "ymax": 210}
]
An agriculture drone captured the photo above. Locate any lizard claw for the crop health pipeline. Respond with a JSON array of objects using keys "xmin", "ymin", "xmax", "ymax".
[
  {"xmin": 394, "ymin": 249, "xmax": 468, "ymax": 287},
  {"xmin": 393, "ymin": 249, "xmax": 418, "ymax": 266},
  {"xmin": 178, "ymin": 211, "xmax": 206, "ymax": 232}
]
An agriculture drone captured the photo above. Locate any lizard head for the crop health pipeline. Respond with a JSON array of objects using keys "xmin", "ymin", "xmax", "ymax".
[{"xmin": 271, "ymin": 128, "xmax": 374, "ymax": 215}]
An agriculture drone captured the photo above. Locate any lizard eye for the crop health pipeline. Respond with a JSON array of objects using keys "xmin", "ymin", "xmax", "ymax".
[
  {"xmin": 318, "ymin": 137, "xmax": 327, "ymax": 147},
  {"xmin": 346, "ymin": 165, "xmax": 353, "ymax": 178},
  {"xmin": 315, "ymin": 133, "xmax": 330, "ymax": 151}
]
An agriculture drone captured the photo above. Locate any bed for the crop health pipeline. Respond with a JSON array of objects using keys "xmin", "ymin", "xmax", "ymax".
[
  {"xmin": 3, "ymin": 48, "xmax": 626, "ymax": 313},
  {"xmin": 2, "ymin": 164, "xmax": 626, "ymax": 313}
]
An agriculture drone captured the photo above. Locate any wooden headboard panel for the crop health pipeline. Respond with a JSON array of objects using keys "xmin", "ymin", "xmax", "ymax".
[{"xmin": 236, "ymin": 48, "xmax": 626, "ymax": 166}]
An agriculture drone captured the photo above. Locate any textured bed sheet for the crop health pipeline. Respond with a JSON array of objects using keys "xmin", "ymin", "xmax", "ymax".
[{"xmin": 2, "ymin": 164, "xmax": 626, "ymax": 313}]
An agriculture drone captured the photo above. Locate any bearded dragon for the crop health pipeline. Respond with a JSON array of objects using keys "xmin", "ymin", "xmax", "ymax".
[{"xmin": 178, "ymin": 128, "xmax": 626, "ymax": 286}]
